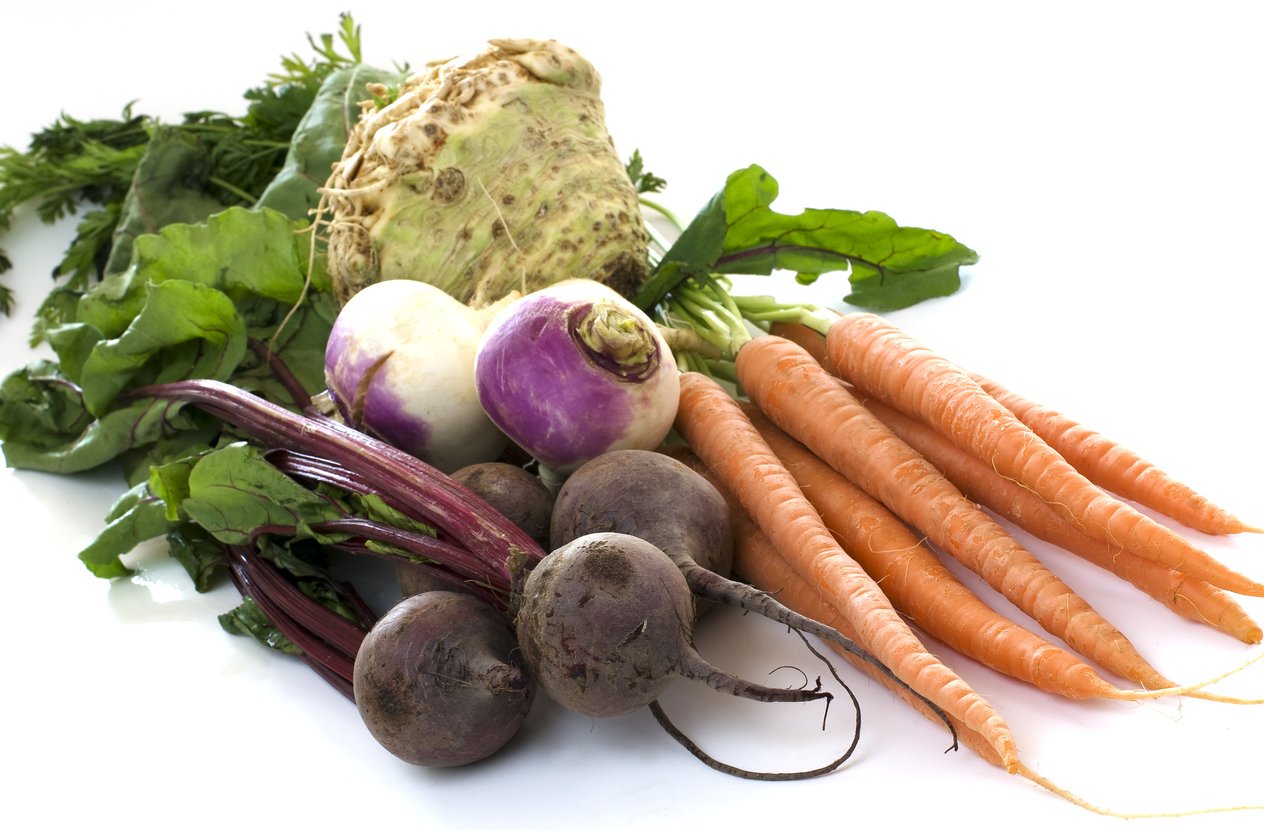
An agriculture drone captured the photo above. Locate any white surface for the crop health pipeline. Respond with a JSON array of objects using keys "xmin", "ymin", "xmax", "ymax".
[{"xmin": 2, "ymin": 2, "xmax": 1262, "ymax": 827}]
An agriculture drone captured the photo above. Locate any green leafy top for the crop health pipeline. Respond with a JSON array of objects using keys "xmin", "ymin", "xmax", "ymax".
[
  {"xmin": 267, "ymin": 13, "xmax": 363, "ymax": 87},
  {"xmin": 0, "ymin": 13, "xmax": 371, "ymax": 319},
  {"xmin": 625, "ymin": 149, "xmax": 667, "ymax": 195},
  {"xmin": 635, "ymin": 164, "xmax": 978, "ymax": 314},
  {"xmin": 0, "ymin": 206, "xmax": 335, "ymax": 479}
]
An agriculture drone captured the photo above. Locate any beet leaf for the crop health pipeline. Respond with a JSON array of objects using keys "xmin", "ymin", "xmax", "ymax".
[{"xmin": 634, "ymin": 164, "xmax": 978, "ymax": 313}]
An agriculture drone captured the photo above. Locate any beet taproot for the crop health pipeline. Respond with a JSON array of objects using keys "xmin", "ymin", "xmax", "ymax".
[
  {"xmin": 514, "ymin": 532, "xmax": 830, "ymax": 719},
  {"xmin": 354, "ymin": 591, "xmax": 535, "ymax": 767}
]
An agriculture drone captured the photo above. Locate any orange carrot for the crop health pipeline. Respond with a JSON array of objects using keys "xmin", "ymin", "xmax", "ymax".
[
  {"xmin": 739, "ymin": 405, "xmax": 1182, "ymax": 697},
  {"xmin": 858, "ymin": 393, "xmax": 1263, "ymax": 645},
  {"xmin": 673, "ymin": 370, "xmax": 1022, "ymax": 772},
  {"xmin": 769, "ymin": 321, "xmax": 834, "ymax": 369},
  {"xmin": 721, "ymin": 500, "xmax": 1006, "ymax": 768},
  {"xmin": 770, "ymin": 318, "xmax": 1260, "ymax": 638},
  {"xmin": 971, "ymin": 373, "xmax": 1260, "ymax": 536},
  {"xmin": 825, "ymin": 312, "xmax": 1264, "ymax": 597},
  {"xmin": 735, "ymin": 334, "xmax": 1175, "ymax": 688},
  {"xmin": 725, "ymin": 506, "xmax": 1262, "ymax": 818}
]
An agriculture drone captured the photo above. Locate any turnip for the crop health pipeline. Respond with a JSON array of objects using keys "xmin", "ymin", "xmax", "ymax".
[
  {"xmin": 323, "ymin": 38, "xmax": 649, "ymax": 307},
  {"xmin": 354, "ymin": 590, "xmax": 535, "ymax": 767},
  {"xmin": 324, "ymin": 279, "xmax": 509, "ymax": 473},
  {"xmin": 474, "ymin": 279, "xmax": 679, "ymax": 474}
]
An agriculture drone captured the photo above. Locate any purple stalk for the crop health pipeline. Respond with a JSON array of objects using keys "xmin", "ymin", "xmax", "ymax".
[
  {"xmin": 265, "ymin": 449, "xmax": 463, "ymax": 547},
  {"xmin": 330, "ymin": 539, "xmax": 504, "ymax": 608},
  {"xmin": 227, "ymin": 545, "xmax": 370, "ymax": 699},
  {"xmin": 125, "ymin": 379, "xmax": 546, "ymax": 591},
  {"xmin": 230, "ymin": 545, "xmax": 370, "ymax": 659},
  {"xmin": 312, "ymin": 517, "xmax": 501, "ymax": 588},
  {"xmin": 246, "ymin": 338, "xmax": 313, "ymax": 411}
]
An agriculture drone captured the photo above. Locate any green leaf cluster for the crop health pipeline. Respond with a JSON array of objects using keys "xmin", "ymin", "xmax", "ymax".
[
  {"xmin": 0, "ymin": 206, "xmax": 335, "ymax": 480},
  {"xmin": 0, "ymin": 13, "xmax": 392, "ymax": 323},
  {"xmin": 635, "ymin": 164, "xmax": 978, "ymax": 314},
  {"xmin": 625, "ymin": 149, "xmax": 667, "ymax": 195},
  {"xmin": 86, "ymin": 440, "xmax": 379, "ymax": 651},
  {"xmin": 0, "ymin": 18, "xmax": 396, "ymax": 642}
]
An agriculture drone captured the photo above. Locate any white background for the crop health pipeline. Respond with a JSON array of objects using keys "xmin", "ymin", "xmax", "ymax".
[{"xmin": 2, "ymin": 1, "xmax": 1262, "ymax": 828}]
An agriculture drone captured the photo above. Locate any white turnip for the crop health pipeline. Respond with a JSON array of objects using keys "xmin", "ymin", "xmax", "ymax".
[
  {"xmin": 474, "ymin": 279, "xmax": 679, "ymax": 474},
  {"xmin": 323, "ymin": 279, "xmax": 509, "ymax": 473}
]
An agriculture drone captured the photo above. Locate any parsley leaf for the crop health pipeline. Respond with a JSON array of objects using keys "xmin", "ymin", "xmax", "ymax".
[
  {"xmin": 0, "ymin": 13, "xmax": 372, "ymax": 319},
  {"xmin": 626, "ymin": 149, "xmax": 667, "ymax": 195}
]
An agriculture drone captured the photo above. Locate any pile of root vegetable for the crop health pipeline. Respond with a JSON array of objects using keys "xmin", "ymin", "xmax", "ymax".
[{"xmin": 2, "ymin": 18, "xmax": 1262, "ymax": 817}]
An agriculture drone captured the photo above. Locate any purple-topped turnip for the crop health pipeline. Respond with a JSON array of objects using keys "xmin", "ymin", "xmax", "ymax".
[
  {"xmin": 323, "ymin": 279, "xmax": 509, "ymax": 473},
  {"xmin": 474, "ymin": 279, "xmax": 679, "ymax": 474}
]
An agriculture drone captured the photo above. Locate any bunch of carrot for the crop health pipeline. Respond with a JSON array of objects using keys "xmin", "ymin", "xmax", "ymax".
[{"xmin": 670, "ymin": 311, "xmax": 1262, "ymax": 812}]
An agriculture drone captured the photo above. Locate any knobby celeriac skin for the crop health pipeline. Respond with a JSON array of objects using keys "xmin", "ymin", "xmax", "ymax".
[{"xmin": 324, "ymin": 38, "xmax": 649, "ymax": 308}]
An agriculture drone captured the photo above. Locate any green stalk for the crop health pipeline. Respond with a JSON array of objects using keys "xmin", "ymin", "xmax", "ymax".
[{"xmin": 731, "ymin": 293, "xmax": 838, "ymax": 336}]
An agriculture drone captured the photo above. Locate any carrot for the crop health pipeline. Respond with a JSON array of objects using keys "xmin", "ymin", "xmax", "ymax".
[
  {"xmin": 720, "ymin": 503, "xmax": 1264, "ymax": 819},
  {"xmin": 771, "ymin": 317, "xmax": 1258, "ymax": 536},
  {"xmin": 971, "ymin": 373, "xmax": 1260, "ymax": 536},
  {"xmin": 672, "ymin": 370, "xmax": 1022, "ymax": 772},
  {"xmin": 740, "ymin": 404, "xmax": 1183, "ymax": 697},
  {"xmin": 769, "ymin": 320, "xmax": 833, "ymax": 369},
  {"xmin": 859, "ymin": 392, "xmax": 1264, "ymax": 645},
  {"xmin": 825, "ymin": 312, "xmax": 1264, "ymax": 597},
  {"xmin": 720, "ymin": 498, "xmax": 1006, "ymax": 768},
  {"xmin": 769, "ymin": 318, "xmax": 1261, "ymax": 639},
  {"xmin": 735, "ymin": 333, "xmax": 1176, "ymax": 688}
]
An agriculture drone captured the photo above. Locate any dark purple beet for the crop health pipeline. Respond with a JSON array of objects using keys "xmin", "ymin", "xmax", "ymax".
[
  {"xmin": 550, "ymin": 449, "xmax": 733, "ymax": 580},
  {"xmin": 515, "ymin": 532, "xmax": 831, "ymax": 719},
  {"xmin": 353, "ymin": 591, "xmax": 535, "ymax": 767},
  {"xmin": 451, "ymin": 462, "xmax": 554, "ymax": 549}
]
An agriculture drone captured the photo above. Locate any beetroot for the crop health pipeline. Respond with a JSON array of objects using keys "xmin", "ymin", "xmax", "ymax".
[
  {"xmin": 514, "ymin": 532, "xmax": 830, "ymax": 718},
  {"xmin": 550, "ymin": 449, "xmax": 732, "ymax": 580},
  {"xmin": 353, "ymin": 591, "xmax": 534, "ymax": 767},
  {"xmin": 451, "ymin": 461, "xmax": 554, "ymax": 549},
  {"xmin": 550, "ymin": 450, "xmax": 895, "ymax": 670}
]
